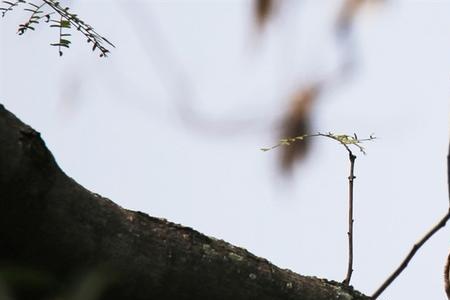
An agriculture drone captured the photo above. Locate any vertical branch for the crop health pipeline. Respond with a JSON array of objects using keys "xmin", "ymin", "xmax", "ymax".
[
  {"xmin": 445, "ymin": 251, "xmax": 450, "ymax": 300},
  {"xmin": 57, "ymin": 15, "xmax": 63, "ymax": 56},
  {"xmin": 447, "ymin": 139, "xmax": 450, "ymax": 204},
  {"xmin": 445, "ymin": 139, "xmax": 450, "ymax": 299},
  {"xmin": 343, "ymin": 153, "xmax": 356, "ymax": 285},
  {"xmin": 261, "ymin": 133, "xmax": 374, "ymax": 287}
]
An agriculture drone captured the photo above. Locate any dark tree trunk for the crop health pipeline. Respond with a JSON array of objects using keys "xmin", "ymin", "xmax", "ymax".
[{"xmin": 0, "ymin": 104, "xmax": 370, "ymax": 300}]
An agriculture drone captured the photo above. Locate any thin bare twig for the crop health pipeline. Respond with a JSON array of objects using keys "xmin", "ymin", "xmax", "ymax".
[
  {"xmin": 372, "ymin": 138, "xmax": 450, "ymax": 299},
  {"xmin": 262, "ymin": 132, "xmax": 376, "ymax": 286},
  {"xmin": 445, "ymin": 140, "xmax": 450, "ymax": 300},
  {"xmin": 447, "ymin": 140, "xmax": 450, "ymax": 204},
  {"xmin": 371, "ymin": 209, "xmax": 450, "ymax": 299},
  {"xmin": 261, "ymin": 132, "xmax": 375, "ymax": 153},
  {"xmin": 343, "ymin": 152, "xmax": 356, "ymax": 285}
]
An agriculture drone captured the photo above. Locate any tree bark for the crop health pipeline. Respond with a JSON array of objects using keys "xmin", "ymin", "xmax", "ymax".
[{"xmin": 0, "ymin": 104, "xmax": 370, "ymax": 300}]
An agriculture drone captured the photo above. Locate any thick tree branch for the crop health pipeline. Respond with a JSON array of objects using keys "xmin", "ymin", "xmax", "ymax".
[{"xmin": 0, "ymin": 104, "xmax": 369, "ymax": 300}]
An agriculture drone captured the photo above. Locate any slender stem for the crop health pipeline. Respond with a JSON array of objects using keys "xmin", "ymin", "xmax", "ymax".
[
  {"xmin": 58, "ymin": 15, "xmax": 63, "ymax": 56},
  {"xmin": 42, "ymin": 0, "xmax": 115, "ymax": 56},
  {"xmin": 343, "ymin": 153, "xmax": 356, "ymax": 285},
  {"xmin": 0, "ymin": 0, "xmax": 24, "ymax": 17},
  {"xmin": 261, "ymin": 132, "xmax": 374, "ymax": 287},
  {"xmin": 371, "ymin": 209, "xmax": 450, "ymax": 299},
  {"xmin": 372, "ymin": 138, "xmax": 450, "ymax": 298},
  {"xmin": 445, "ymin": 139, "xmax": 450, "ymax": 299},
  {"xmin": 447, "ymin": 140, "xmax": 450, "ymax": 204}
]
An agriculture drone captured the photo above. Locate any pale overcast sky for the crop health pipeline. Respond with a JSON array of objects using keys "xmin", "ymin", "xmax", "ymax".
[{"xmin": 1, "ymin": 1, "xmax": 450, "ymax": 299}]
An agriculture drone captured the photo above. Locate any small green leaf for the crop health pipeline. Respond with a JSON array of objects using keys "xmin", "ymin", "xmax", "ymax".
[
  {"xmin": 28, "ymin": 2, "xmax": 41, "ymax": 9},
  {"xmin": 59, "ymin": 38, "xmax": 71, "ymax": 45},
  {"xmin": 60, "ymin": 19, "xmax": 70, "ymax": 28},
  {"xmin": 50, "ymin": 43, "xmax": 70, "ymax": 48}
]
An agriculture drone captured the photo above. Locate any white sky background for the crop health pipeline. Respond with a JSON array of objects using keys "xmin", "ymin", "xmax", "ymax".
[{"xmin": 1, "ymin": 0, "xmax": 450, "ymax": 299}]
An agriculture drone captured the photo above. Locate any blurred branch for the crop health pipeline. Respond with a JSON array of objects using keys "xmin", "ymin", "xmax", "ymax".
[{"xmin": 120, "ymin": 1, "xmax": 274, "ymax": 136}]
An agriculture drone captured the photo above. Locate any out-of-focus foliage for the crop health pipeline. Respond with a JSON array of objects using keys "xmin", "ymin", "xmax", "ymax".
[
  {"xmin": 278, "ymin": 86, "xmax": 318, "ymax": 174},
  {"xmin": 253, "ymin": 0, "xmax": 384, "ymax": 172},
  {"xmin": 254, "ymin": 0, "xmax": 276, "ymax": 29},
  {"xmin": 0, "ymin": 267, "xmax": 111, "ymax": 300}
]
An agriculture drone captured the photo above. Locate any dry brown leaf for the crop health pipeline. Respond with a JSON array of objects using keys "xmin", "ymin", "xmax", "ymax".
[
  {"xmin": 279, "ymin": 85, "xmax": 320, "ymax": 174},
  {"xmin": 336, "ymin": 0, "xmax": 364, "ymax": 33},
  {"xmin": 336, "ymin": 0, "xmax": 384, "ymax": 32},
  {"xmin": 254, "ymin": 0, "xmax": 275, "ymax": 29}
]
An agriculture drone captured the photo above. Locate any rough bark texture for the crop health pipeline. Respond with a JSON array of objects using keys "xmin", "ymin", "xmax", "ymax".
[{"xmin": 0, "ymin": 104, "xmax": 370, "ymax": 300}]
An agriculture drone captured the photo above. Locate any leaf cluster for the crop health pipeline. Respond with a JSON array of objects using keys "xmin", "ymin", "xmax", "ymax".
[
  {"xmin": 0, "ymin": 0, "xmax": 114, "ymax": 57},
  {"xmin": 261, "ymin": 132, "xmax": 376, "ymax": 155}
]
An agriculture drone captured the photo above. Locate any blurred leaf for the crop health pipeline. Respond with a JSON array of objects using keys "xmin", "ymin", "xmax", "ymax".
[
  {"xmin": 63, "ymin": 269, "xmax": 115, "ymax": 300},
  {"xmin": 279, "ymin": 85, "xmax": 320, "ymax": 173},
  {"xmin": 0, "ymin": 281, "xmax": 12, "ymax": 300},
  {"xmin": 60, "ymin": 19, "xmax": 70, "ymax": 28},
  {"xmin": 336, "ymin": 0, "xmax": 363, "ymax": 34},
  {"xmin": 254, "ymin": 0, "xmax": 274, "ymax": 29},
  {"xmin": 0, "ymin": 266, "xmax": 55, "ymax": 289}
]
